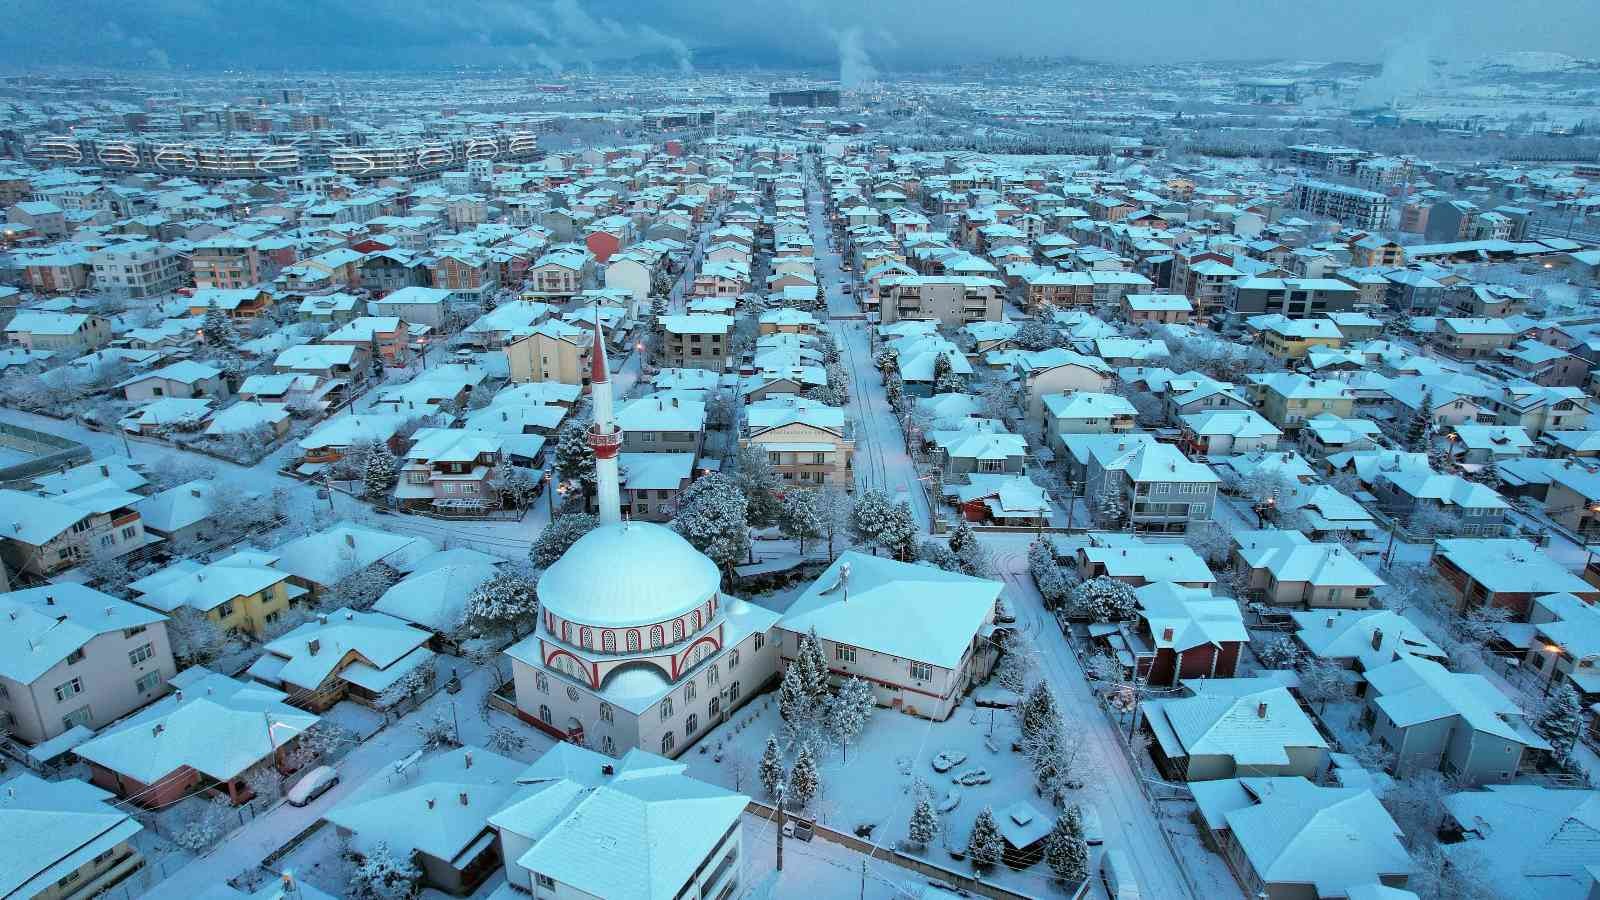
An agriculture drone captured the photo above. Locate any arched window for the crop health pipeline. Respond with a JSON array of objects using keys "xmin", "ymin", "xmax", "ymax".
[
  {"xmin": 685, "ymin": 713, "xmax": 699, "ymax": 735},
  {"xmin": 650, "ymin": 625, "xmax": 664, "ymax": 648},
  {"xmin": 580, "ymin": 627, "xmax": 592, "ymax": 649},
  {"xmin": 660, "ymin": 731, "xmax": 675, "ymax": 754},
  {"xmin": 661, "ymin": 698, "xmax": 674, "ymax": 720},
  {"xmin": 686, "ymin": 681, "xmax": 697, "ymax": 701},
  {"xmin": 538, "ymin": 704, "xmax": 552, "ymax": 724},
  {"xmin": 599, "ymin": 703, "xmax": 613, "ymax": 723},
  {"xmin": 729, "ymin": 681, "xmax": 741, "ymax": 703},
  {"xmin": 561, "ymin": 621, "xmax": 570, "ymax": 642},
  {"xmin": 566, "ymin": 686, "xmax": 580, "ymax": 703},
  {"xmin": 692, "ymin": 610, "xmax": 702, "ymax": 630},
  {"xmin": 672, "ymin": 620, "xmax": 685, "ymax": 642},
  {"xmin": 535, "ymin": 672, "xmax": 548, "ymax": 693},
  {"xmin": 602, "ymin": 630, "xmax": 616, "ymax": 652},
  {"xmin": 627, "ymin": 630, "xmax": 641, "ymax": 652},
  {"xmin": 601, "ymin": 736, "xmax": 616, "ymax": 755},
  {"xmin": 708, "ymin": 696, "xmax": 721, "ymax": 719}
]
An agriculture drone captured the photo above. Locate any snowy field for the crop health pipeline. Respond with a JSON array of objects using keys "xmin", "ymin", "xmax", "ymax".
[
  {"xmin": 0, "ymin": 444, "xmax": 38, "ymax": 466},
  {"xmin": 683, "ymin": 693, "xmax": 1107, "ymax": 897}
]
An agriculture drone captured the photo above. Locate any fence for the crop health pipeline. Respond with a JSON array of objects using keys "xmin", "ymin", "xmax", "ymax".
[
  {"xmin": 743, "ymin": 800, "xmax": 1079, "ymax": 900},
  {"xmin": 0, "ymin": 420, "xmax": 91, "ymax": 485}
]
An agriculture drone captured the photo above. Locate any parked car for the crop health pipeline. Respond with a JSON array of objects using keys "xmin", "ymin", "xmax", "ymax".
[
  {"xmin": 1101, "ymin": 849, "xmax": 1141, "ymax": 900},
  {"xmin": 1079, "ymin": 804, "xmax": 1103, "ymax": 845},
  {"xmin": 286, "ymin": 765, "xmax": 339, "ymax": 807}
]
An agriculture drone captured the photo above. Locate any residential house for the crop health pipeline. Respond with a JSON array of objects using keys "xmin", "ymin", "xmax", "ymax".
[
  {"xmin": 660, "ymin": 314, "xmax": 733, "ymax": 371},
  {"xmin": 742, "ymin": 395, "xmax": 854, "ymax": 488},
  {"xmin": 1231, "ymin": 530, "xmax": 1384, "ymax": 609},
  {"xmin": 1143, "ymin": 679, "xmax": 1329, "ymax": 781},
  {"xmin": 4, "ymin": 311, "xmax": 111, "ymax": 354},
  {"xmin": 778, "ymin": 553, "xmax": 1000, "ymax": 721},
  {"xmin": 0, "ymin": 774, "xmax": 147, "ymax": 900},
  {"xmin": 0, "ymin": 584, "xmax": 174, "ymax": 746},
  {"xmin": 323, "ymin": 317, "xmax": 410, "ymax": 365},
  {"xmin": 1432, "ymin": 538, "xmax": 1599, "ymax": 617},
  {"xmin": 1179, "ymin": 411, "xmax": 1282, "ymax": 456},
  {"xmin": 1087, "ymin": 441, "xmax": 1219, "ymax": 534},
  {"xmin": 393, "ymin": 428, "xmax": 505, "ymax": 514},
  {"xmin": 1362, "ymin": 654, "xmax": 1548, "ymax": 784},
  {"xmin": 0, "ymin": 488, "xmax": 150, "ymax": 578},
  {"xmin": 75, "ymin": 667, "xmax": 318, "ymax": 807},
  {"xmin": 248, "ymin": 608, "xmax": 435, "ymax": 711},
  {"xmin": 617, "ymin": 394, "xmax": 707, "ymax": 460},
  {"xmin": 116, "ymin": 361, "xmax": 228, "ymax": 403},
  {"xmin": 127, "ymin": 556, "xmax": 301, "ymax": 640},
  {"xmin": 1123, "ymin": 581, "xmax": 1247, "ymax": 686}
]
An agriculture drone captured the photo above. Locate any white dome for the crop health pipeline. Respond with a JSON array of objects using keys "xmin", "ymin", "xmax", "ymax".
[{"xmin": 538, "ymin": 522, "xmax": 720, "ymax": 629}]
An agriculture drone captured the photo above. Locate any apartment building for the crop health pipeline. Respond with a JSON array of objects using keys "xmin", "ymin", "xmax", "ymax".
[
  {"xmin": 1225, "ymin": 277, "xmax": 1360, "ymax": 318},
  {"xmin": 89, "ymin": 241, "xmax": 185, "ymax": 299},
  {"xmin": 0, "ymin": 488, "xmax": 150, "ymax": 578},
  {"xmin": 742, "ymin": 395, "xmax": 854, "ymax": 488},
  {"xmin": 189, "ymin": 238, "xmax": 266, "ymax": 289},
  {"xmin": 1293, "ymin": 180, "xmax": 1392, "ymax": 230},
  {"xmin": 660, "ymin": 314, "xmax": 733, "ymax": 371},
  {"xmin": 879, "ymin": 275, "xmax": 1004, "ymax": 327},
  {"xmin": 1086, "ymin": 441, "xmax": 1220, "ymax": 534},
  {"xmin": 0, "ymin": 584, "xmax": 175, "ymax": 746},
  {"xmin": 504, "ymin": 319, "xmax": 594, "ymax": 387}
]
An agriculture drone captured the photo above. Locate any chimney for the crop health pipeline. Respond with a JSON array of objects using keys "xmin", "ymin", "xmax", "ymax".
[
  {"xmin": 1161, "ymin": 627, "xmax": 1174, "ymax": 642},
  {"xmin": 345, "ymin": 533, "xmax": 356, "ymax": 547},
  {"xmin": 318, "ymin": 614, "xmax": 328, "ymax": 625},
  {"xmin": 308, "ymin": 638, "xmax": 321, "ymax": 656},
  {"xmin": 152, "ymin": 723, "xmax": 165, "ymax": 737},
  {"xmin": 1256, "ymin": 702, "xmax": 1268, "ymax": 718},
  {"xmin": 458, "ymin": 791, "xmax": 469, "ymax": 806},
  {"xmin": 105, "ymin": 605, "xmax": 113, "ymax": 616},
  {"xmin": 189, "ymin": 487, "xmax": 201, "ymax": 498},
  {"xmin": 601, "ymin": 764, "xmax": 615, "ymax": 776},
  {"xmin": 1372, "ymin": 629, "xmax": 1384, "ymax": 651},
  {"xmin": 426, "ymin": 797, "xmax": 435, "ymax": 809},
  {"xmin": 1325, "ymin": 616, "xmax": 1335, "ymax": 628},
  {"xmin": 464, "ymin": 751, "xmax": 473, "ymax": 769},
  {"xmin": 45, "ymin": 595, "xmax": 54, "ymax": 606},
  {"xmin": 174, "ymin": 689, "xmax": 183, "ymax": 702},
  {"xmin": 100, "ymin": 465, "xmax": 109, "ymax": 477}
]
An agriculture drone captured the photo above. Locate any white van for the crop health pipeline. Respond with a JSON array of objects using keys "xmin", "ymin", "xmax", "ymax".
[{"xmin": 1100, "ymin": 849, "xmax": 1141, "ymax": 900}]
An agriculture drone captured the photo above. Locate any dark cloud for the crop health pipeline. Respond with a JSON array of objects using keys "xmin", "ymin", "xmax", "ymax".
[{"xmin": 0, "ymin": 0, "xmax": 1594, "ymax": 71}]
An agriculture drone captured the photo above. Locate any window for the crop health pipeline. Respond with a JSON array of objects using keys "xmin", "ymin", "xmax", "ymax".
[
  {"xmin": 728, "ymin": 681, "xmax": 740, "ymax": 703},
  {"xmin": 754, "ymin": 633, "xmax": 765, "ymax": 652},
  {"xmin": 61, "ymin": 706, "xmax": 92, "ymax": 729},
  {"xmin": 128, "ymin": 643, "xmax": 154, "ymax": 666},
  {"xmin": 687, "ymin": 681, "xmax": 698, "ymax": 701},
  {"xmin": 217, "ymin": 602, "xmax": 234, "ymax": 619},
  {"xmin": 599, "ymin": 703, "xmax": 613, "ymax": 723},
  {"xmin": 66, "ymin": 649, "xmax": 84, "ymax": 665},
  {"xmin": 627, "ymin": 631, "xmax": 641, "ymax": 652},
  {"xmin": 535, "ymin": 672, "xmax": 549, "ymax": 693},
  {"xmin": 580, "ymin": 627, "xmax": 592, "ymax": 649},
  {"xmin": 121, "ymin": 526, "xmax": 137, "ymax": 540},
  {"xmin": 136, "ymin": 671, "xmax": 162, "ymax": 693},
  {"xmin": 98, "ymin": 534, "xmax": 115, "ymax": 549},
  {"xmin": 601, "ymin": 736, "xmax": 616, "ymax": 755},
  {"xmin": 602, "ymin": 631, "xmax": 616, "ymax": 652},
  {"xmin": 54, "ymin": 678, "xmax": 84, "ymax": 702},
  {"xmin": 909, "ymin": 662, "xmax": 933, "ymax": 681},
  {"xmin": 566, "ymin": 686, "xmax": 580, "ymax": 703},
  {"xmin": 729, "ymin": 648, "xmax": 741, "ymax": 667},
  {"xmin": 672, "ymin": 619, "xmax": 685, "ymax": 641},
  {"xmin": 649, "ymin": 625, "xmax": 665, "ymax": 648},
  {"xmin": 685, "ymin": 713, "xmax": 699, "ymax": 734},
  {"xmin": 836, "ymin": 645, "xmax": 856, "ymax": 663},
  {"xmin": 539, "ymin": 704, "xmax": 552, "ymax": 724},
  {"xmin": 708, "ymin": 696, "xmax": 721, "ymax": 719},
  {"xmin": 707, "ymin": 663, "xmax": 720, "ymax": 685},
  {"xmin": 661, "ymin": 731, "xmax": 675, "ymax": 754},
  {"xmin": 661, "ymin": 698, "xmax": 674, "ymax": 720},
  {"xmin": 122, "ymin": 625, "xmax": 147, "ymax": 639}
]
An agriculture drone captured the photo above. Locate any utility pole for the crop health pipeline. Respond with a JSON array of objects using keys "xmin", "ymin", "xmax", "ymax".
[
  {"xmin": 859, "ymin": 858, "xmax": 867, "ymax": 900},
  {"xmin": 775, "ymin": 783, "xmax": 787, "ymax": 873}
]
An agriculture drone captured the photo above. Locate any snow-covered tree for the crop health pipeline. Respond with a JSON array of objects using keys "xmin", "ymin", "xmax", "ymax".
[
  {"xmin": 168, "ymin": 607, "xmax": 226, "ymax": 666},
  {"xmin": 363, "ymin": 439, "xmax": 398, "ymax": 502},
  {"xmin": 202, "ymin": 301, "xmax": 238, "ymax": 350},
  {"xmin": 908, "ymin": 795, "xmax": 940, "ymax": 848},
  {"xmin": 759, "ymin": 733, "xmax": 785, "ymax": 800},
  {"xmin": 171, "ymin": 794, "xmax": 234, "ymax": 852},
  {"xmin": 802, "ymin": 384, "xmax": 846, "ymax": 407},
  {"xmin": 966, "ymin": 806, "xmax": 1004, "ymax": 871},
  {"xmin": 496, "ymin": 458, "xmax": 539, "ymax": 508},
  {"xmin": 873, "ymin": 349, "xmax": 899, "ymax": 375},
  {"xmin": 932, "ymin": 352, "xmax": 966, "ymax": 394},
  {"xmin": 779, "ymin": 657, "xmax": 810, "ymax": 726},
  {"xmin": 1092, "ymin": 487, "xmax": 1126, "ymax": 529},
  {"xmin": 850, "ymin": 489, "xmax": 897, "ymax": 555},
  {"xmin": 779, "ymin": 488, "xmax": 823, "ymax": 554},
  {"xmin": 733, "ymin": 444, "xmax": 783, "ymax": 530},
  {"xmin": 375, "ymin": 665, "xmax": 434, "ymax": 712},
  {"xmin": 1069, "ymin": 576, "xmax": 1137, "ymax": 623},
  {"xmin": 1409, "ymin": 505, "xmax": 1467, "ymax": 538},
  {"xmin": 826, "ymin": 676, "xmax": 876, "ymax": 758},
  {"xmin": 1044, "ymin": 805, "xmax": 1090, "ymax": 884},
  {"xmin": 486, "ymin": 725, "xmax": 527, "ymax": 755},
  {"xmin": 554, "ymin": 420, "xmax": 597, "ymax": 500},
  {"xmin": 1536, "ymin": 684, "xmax": 1585, "ymax": 764},
  {"xmin": 347, "ymin": 840, "xmax": 422, "ymax": 900},
  {"xmin": 1298, "ymin": 658, "xmax": 1353, "ymax": 712},
  {"xmin": 946, "ymin": 519, "xmax": 991, "ymax": 576},
  {"xmin": 1381, "ymin": 770, "xmax": 1453, "ymax": 849},
  {"xmin": 816, "ymin": 487, "xmax": 853, "ymax": 561},
  {"xmin": 1028, "ymin": 540, "xmax": 1072, "ymax": 610},
  {"xmin": 916, "ymin": 539, "xmax": 961, "ymax": 572},
  {"xmin": 414, "ymin": 708, "xmax": 458, "ymax": 750},
  {"xmin": 671, "ymin": 473, "xmax": 750, "ymax": 572},
  {"xmin": 1021, "ymin": 682, "xmax": 1062, "ymax": 744},
  {"xmin": 994, "ymin": 631, "xmax": 1036, "ymax": 695},
  {"xmin": 531, "ymin": 513, "xmax": 598, "ymax": 568},
  {"xmin": 1255, "ymin": 633, "xmax": 1303, "ymax": 670},
  {"xmin": 461, "ymin": 570, "xmax": 539, "ymax": 637},
  {"xmin": 1182, "ymin": 522, "xmax": 1233, "ymax": 567},
  {"xmin": 788, "ymin": 743, "xmax": 819, "ymax": 811},
  {"xmin": 1406, "ymin": 390, "xmax": 1435, "ymax": 453},
  {"xmin": 797, "ymin": 630, "xmax": 831, "ymax": 706},
  {"xmin": 1014, "ymin": 319, "xmax": 1060, "ymax": 351},
  {"xmin": 325, "ymin": 562, "xmax": 401, "ymax": 612}
]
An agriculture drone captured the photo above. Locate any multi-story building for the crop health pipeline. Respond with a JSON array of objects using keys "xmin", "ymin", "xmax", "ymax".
[
  {"xmin": 1226, "ymin": 277, "xmax": 1360, "ymax": 319},
  {"xmin": 189, "ymin": 238, "xmax": 266, "ymax": 289},
  {"xmin": 1293, "ymin": 180, "xmax": 1392, "ymax": 230},
  {"xmin": 0, "ymin": 489, "xmax": 150, "ymax": 578},
  {"xmin": 90, "ymin": 241, "xmax": 185, "ymax": 299},
  {"xmin": 742, "ymin": 396, "xmax": 855, "ymax": 488},
  {"xmin": 1086, "ymin": 441, "xmax": 1220, "ymax": 534},
  {"xmin": 4, "ymin": 311, "xmax": 111, "ymax": 353},
  {"xmin": 0, "ymin": 584, "xmax": 175, "ymax": 746},
  {"xmin": 660, "ymin": 314, "xmax": 733, "ymax": 371},
  {"xmin": 879, "ymin": 275, "xmax": 1004, "ymax": 326}
]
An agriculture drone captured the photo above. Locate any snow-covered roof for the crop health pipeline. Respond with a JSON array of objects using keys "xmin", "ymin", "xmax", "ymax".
[
  {"xmin": 270, "ymin": 522, "xmax": 438, "ymax": 587},
  {"xmin": 1442, "ymin": 784, "xmax": 1600, "ymax": 900},
  {"xmin": 1366, "ymin": 655, "xmax": 1548, "ymax": 749},
  {"xmin": 75, "ymin": 667, "xmax": 318, "ymax": 784},
  {"xmin": 1233, "ymin": 530, "xmax": 1384, "ymax": 588},
  {"xmin": 0, "ymin": 773, "xmax": 143, "ymax": 900},
  {"xmin": 782, "ymin": 552, "xmax": 999, "ymax": 669},
  {"xmin": 253, "ymin": 607, "xmax": 433, "ymax": 693},
  {"xmin": 1291, "ymin": 609, "xmax": 1445, "ymax": 670},
  {"xmin": 490, "ymin": 745, "xmax": 748, "ymax": 900},
  {"xmin": 327, "ymin": 744, "xmax": 522, "ymax": 864},
  {"xmin": 1433, "ymin": 539, "xmax": 1589, "ymax": 595},
  {"xmin": 0, "ymin": 584, "xmax": 167, "ymax": 684},
  {"xmin": 1190, "ymin": 777, "xmax": 1411, "ymax": 895},
  {"xmin": 1147, "ymin": 680, "xmax": 1327, "ymax": 766},
  {"xmin": 537, "ymin": 522, "xmax": 719, "ymax": 630},
  {"xmin": 1136, "ymin": 582, "xmax": 1246, "ymax": 652}
]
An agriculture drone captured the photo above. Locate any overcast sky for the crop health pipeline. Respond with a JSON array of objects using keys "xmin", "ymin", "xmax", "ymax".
[{"xmin": 1, "ymin": 0, "xmax": 1595, "ymax": 73}]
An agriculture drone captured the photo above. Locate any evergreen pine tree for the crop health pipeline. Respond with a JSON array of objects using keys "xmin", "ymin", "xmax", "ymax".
[
  {"xmin": 1536, "ymin": 683, "xmax": 1585, "ymax": 764},
  {"xmin": 932, "ymin": 352, "xmax": 966, "ymax": 394},
  {"xmin": 363, "ymin": 439, "xmax": 397, "ymax": 501},
  {"xmin": 1406, "ymin": 390, "xmax": 1434, "ymax": 452},
  {"xmin": 778, "ymin": 660, "xmax": 810, "ymax": 725},
  {"xmin": 966, "ymin": 806, "xmax": 1004, "ymax": 871},
  {"xmin": 555, "ymin": 420, "xmax": 597, "ymax": 500},
  {"xmin": 671, "ymin": 473, "xmax": 751, "ymax": 573},
  {"xmin": 788, "ymin": 744, "xmax": 819, "ymax": 811},
  {"xmin": 825, "ymin": 676, "xmax": 876, "ymax": 758},
  {"xmin": 202, "ymin": 301, "xmax": 238, "ymax": 351},
  {"xmin": 779, "ymin": 488, "xmax": 823, "ymax": 554},
  {"xmin": 1021, "ymin": 682, "xmax": 1061, "ymax": 742},
  {"xmin": 908, "ymin": 796, "xmax": 940, "ymax": 848},
  {"xmin": 1044, "ymin": 805, "xmax": 1090, "ymax": 884},
  {"xmin": 758, "ymin": 734, "xmax": 785, "ymax": 800}
]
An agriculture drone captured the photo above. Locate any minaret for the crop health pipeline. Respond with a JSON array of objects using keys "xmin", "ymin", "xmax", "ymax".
[{"xmin": 586, "ymin": 319, "xmax": 623, "ymax": 525}]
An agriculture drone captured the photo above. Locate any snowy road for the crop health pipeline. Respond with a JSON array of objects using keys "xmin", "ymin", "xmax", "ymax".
[
  {"xmin": 984, "ymin": 537, "xmax": 1224, "ymax": 900},
  {"xmin": 804, "ymin": 166, "xmax": 932, "ymax": 529}
]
